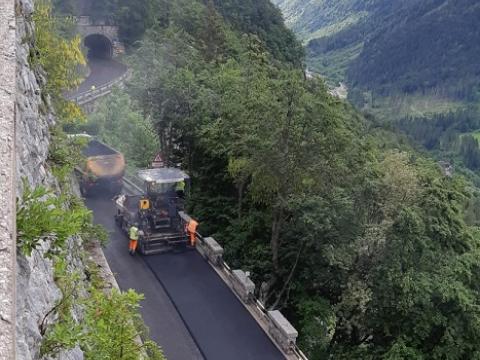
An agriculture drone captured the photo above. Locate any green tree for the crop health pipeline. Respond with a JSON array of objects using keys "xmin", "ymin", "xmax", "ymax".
[
  {"xmin": 84, "ymin": 90, "xmax": 160, "ymax": 168},
  {"xmin": 33, "ymin": 0, "xmax": 86, "ymax": 123},
  {"xmin": 82, "ymin": 289, "xmax": 164, "ymax": 360}
]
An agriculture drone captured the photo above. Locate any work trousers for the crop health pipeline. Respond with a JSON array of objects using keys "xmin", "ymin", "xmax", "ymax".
[
  {"xmin": 129, "ymin": 239, "xmax": 138, "ymax": 251},
  {"xmin": 188, "ymin": 232, "xmax": 195, "ymax": 246}
]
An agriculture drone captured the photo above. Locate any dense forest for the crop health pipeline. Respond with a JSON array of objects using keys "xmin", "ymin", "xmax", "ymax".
[
  {"xmin": 275, "ymin": 0, "xmax": 480, "ymax": 233},
  {"xmin": 348, "ymin": 0, "xmax": 480, "ymax": 99},
  {"xmin": 55, "ymin": 0, "xmax": 303, "ymax": 63},
  {"xmin": 275, "ymin": 0, "xmax": 480, "ymax": 105},
  {"xmin": 64, "ymin": 0, "xmax": 480, "ymax": 358},
  {"xmin": 394, "ymin": 107, "xmax": 480, "ymax": 183}
]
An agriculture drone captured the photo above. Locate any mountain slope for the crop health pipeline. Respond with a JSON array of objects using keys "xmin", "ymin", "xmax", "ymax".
[
  {"xmin": 210, "ymin": 0, "xmax": 304, "ymax": 65},
  {"xmin": 349, "ymin": 0, "xmax": 480, "ymax": 97},
  {"xmin": 275, "ymin": 0, "xmax": 480, "ymax": 114},
  {"xmin": 272, "ymin": 0, "xmax": 378, "ymax": 40}
]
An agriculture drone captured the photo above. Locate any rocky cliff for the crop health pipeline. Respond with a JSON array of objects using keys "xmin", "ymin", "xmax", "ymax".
[{"xmin": 15, "ymin": 1, "xmax": 84, "ymax": 359}]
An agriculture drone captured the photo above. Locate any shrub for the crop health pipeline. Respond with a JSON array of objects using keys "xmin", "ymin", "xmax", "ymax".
[
  {"xmin": 42, "ymin": 257, "xmax": 165, "ymax": 359},
  {"xmin": 16, "ymin": 180, "xmax": 104, "ymax": 256}
]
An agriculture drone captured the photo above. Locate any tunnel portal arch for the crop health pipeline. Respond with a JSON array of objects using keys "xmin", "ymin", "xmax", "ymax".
[{"xmin": 84, "ymin": 34, "xmax": 113, "ymax": 59}]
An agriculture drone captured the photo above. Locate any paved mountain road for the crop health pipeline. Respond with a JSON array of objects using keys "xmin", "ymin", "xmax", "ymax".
[
  {"xmin": 86, "ymin": 194, "xmax": 285, "ymax": 360},
  {"xmin": 86, "ymin": 195, "xmax": 204, "ymax": 360},
  {"xmin": 66, "ymin": 58, "xmax": 127, "ymax": 99},
  {"xmin": 144, "ymin": 251, "xmax": 283, "ymax": 360}
]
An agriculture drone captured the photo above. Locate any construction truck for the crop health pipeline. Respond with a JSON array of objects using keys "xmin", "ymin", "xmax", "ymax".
[
  {"xmin": 114, "ymin": 168, "xmax": 191, "ymax": 255},
  {"xmin": 76, "ymin": 137, "xmax": 125, "ymax": 196}
]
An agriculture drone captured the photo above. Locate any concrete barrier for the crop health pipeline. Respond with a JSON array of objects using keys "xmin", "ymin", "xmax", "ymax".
[
  {"xmin": 231, "ymin": 269, "xmax": 255, "ymax": 303},
  {"xmin": 268, "ymin": 310, "xmax": 298, "ymax": 354},
  {"xmin": 202, "ymin": 237, "xmax": 224, "ymax": 266}
]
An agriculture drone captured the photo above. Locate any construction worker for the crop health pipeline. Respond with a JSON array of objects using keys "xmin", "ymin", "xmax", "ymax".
[
  {"xmin": 186, "ymin": 219, "xmax": 198, "ymax": 247},
  {"xmin": 129, "ymin": 224, "xmax": 139, "ymax": 255},
  {"xmin": 90, "ymin": 85, "xmax": 96, "ymax": 91}
]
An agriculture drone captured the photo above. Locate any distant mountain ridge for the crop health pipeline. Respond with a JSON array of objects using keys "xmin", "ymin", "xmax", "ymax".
[
  {"xmin": 273, "ymin": 0, "xmax": 480, "ymax": 113},
  {"xmin": 272, "ymin": 0, "xmax": 379, "ymax": 40}
]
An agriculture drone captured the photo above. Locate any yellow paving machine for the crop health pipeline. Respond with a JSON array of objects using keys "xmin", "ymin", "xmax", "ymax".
[{"xmin": 115, "ymin": 168, "xmax": 190, "ymax": 254}]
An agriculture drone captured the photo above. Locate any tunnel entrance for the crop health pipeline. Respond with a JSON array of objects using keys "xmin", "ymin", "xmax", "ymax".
[{"xmin": 84, "ymin": 34, "xmax": 113, "ymax": 59}]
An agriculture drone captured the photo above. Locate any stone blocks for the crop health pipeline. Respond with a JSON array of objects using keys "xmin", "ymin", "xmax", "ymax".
[
  {"xmin": 268, "ymin": 310, "xmax": 298, "ymax": 354},
  {"xmin": 231, "ymin": 269, "xmax": 255, "ymax": 303},
  {"xmin": 202, "ymin": 237, "xmax": 224, "ymax": 266}
]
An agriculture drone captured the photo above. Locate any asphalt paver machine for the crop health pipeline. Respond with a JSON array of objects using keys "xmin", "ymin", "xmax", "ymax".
[{"xmin": 115, "ymin": 168, "xmax": 190, "ymax": 255}]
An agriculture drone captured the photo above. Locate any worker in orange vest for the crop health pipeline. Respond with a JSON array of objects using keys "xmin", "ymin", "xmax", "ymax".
[
  {"xmin": 186, "ymin": 219, "xmax": 198, "ymax": 246},
  {"xmin": 129, "ymin": 224, "xmax": 139, "ymax": 255}
]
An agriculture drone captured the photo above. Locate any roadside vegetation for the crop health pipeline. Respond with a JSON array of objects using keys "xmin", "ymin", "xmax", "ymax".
[
  {"xmin": 40, "ymin": 255, "xmax": 164, "ymax": 360},
  {"xmin": 66, "ymin": 89, "xmax": 160, "ymax": 170},
  {"xmin": 32, "ymin": 0, "xmax": 85, "ymax": 122}
]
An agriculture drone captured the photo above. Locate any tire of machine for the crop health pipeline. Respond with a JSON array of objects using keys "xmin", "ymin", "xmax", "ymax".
[
  {"xmin": 115, "ymin": 214, "xmax": 123, "ymax": 227},
  {"xmin": 120, "ymin": 218, "xmax": 128, "ymax": 234},
  {"xmin": 138, "ymin": 238, "xmax": 145, "ymax": 255}
]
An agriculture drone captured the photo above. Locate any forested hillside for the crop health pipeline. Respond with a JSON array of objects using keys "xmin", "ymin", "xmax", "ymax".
[
  {"xmin": 275, "ymin": 0, "xmax": 480, "ymax": 108},
  {"xmin": 272, "ymin": 0, "xmax": 377, "ymax": 40},
  {"xmin": 65, "ymin": 0, "xmax": 480, "ymax": 358},
  {"xmin": 208, "ymin": 0, "xmax": 304, "ymax": 65},
  {"xmin": 56, "ymin": 0, "xmax": 303, "ymax": 63},
  {"xmin": 348, "ymin": 0, "xmax": 480, "ymax": 99},
  {"xmin": 275, "ymin": 0, "xmax": 480, "ymax": 199}
]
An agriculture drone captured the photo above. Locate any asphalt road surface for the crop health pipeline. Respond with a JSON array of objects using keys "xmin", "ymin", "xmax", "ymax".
[
  {"xmin": 86, "ymin": 195, "xmax": 203, "ymax": 360},
  {"xmin": 85, "ymin": 194, "xmax": 285, "ymax": 360},
  {"xmin": 66, "ymin": 58, "xmax": 127, "ymax": 99}
]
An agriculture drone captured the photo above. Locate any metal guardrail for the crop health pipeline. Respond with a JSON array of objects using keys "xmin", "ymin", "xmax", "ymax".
[
  {"xmin": 66, "ymin": 69, "xmax": 131, "ymax": 105},
  {"xmin": 122, "ymin": 175, "xmax": 143, "ymax": 195},
  {"xmin": 122, "ymin": 173, "xmax": 308, "ymax": 359}
]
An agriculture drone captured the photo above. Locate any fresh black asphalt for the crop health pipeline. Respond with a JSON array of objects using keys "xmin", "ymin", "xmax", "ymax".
[
  {"xmin": 86, "ymin": 195, "xmax": 204, "ymax": 360},
  {"xmin": 144, "ymin": 251, "xmax": 283, "ymax": 360},
  {"xmin": 85, "ymin": 194, "xmax": 284, "ymax": 360}
]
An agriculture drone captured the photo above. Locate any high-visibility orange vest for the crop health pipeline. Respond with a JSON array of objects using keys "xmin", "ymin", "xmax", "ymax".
[{"xmin": 187, "ymin": 220, "xmax": 198, "ymax": 234}]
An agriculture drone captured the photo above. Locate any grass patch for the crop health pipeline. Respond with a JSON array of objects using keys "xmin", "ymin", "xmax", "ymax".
[
  {"xmin": 303, "ymin": 12, "xmax": 367, "ymax": 43},
  {"xmin": 470, "ymin": 131, "xmax": 480, "ymax": 143},
  {"xmin": 307, "ymin": 42, "xmax": 363, "ymax": 86},
  {"xmin": 368, "ymin": 93, "xmax": 466, "ymax": 121}
]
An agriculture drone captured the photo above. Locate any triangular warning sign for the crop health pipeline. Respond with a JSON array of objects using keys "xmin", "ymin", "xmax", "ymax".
[{"xmin": 152, "ymin": 153, "xmax": 165, "ymax": 168}]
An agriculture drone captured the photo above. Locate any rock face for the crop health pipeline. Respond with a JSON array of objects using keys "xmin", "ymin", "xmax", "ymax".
[
  {"xmin": 15, "ymin": 0, "xmax": 54, "ymax": 190},
  {"xmin": 15, "ymin": 1, "xmax": 85, "ymax": 359},
  {"xmin": 0, "ymin": 0, "xmax": 16, "ymax": 357}
]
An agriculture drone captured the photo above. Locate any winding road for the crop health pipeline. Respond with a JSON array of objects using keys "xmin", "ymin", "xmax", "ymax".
[
  {"xmin": 86, "ymin": 194, "xmax": 284, "ymax": 360},
  {"xmin": 66, "ymin": 58, "xmax": 127, "ymax": 99}
]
